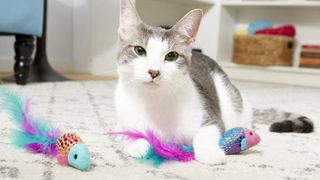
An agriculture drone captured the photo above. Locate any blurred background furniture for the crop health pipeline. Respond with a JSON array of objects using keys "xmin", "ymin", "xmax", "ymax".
[{"xmin": 0, "ymin": 0, "xmax": 67, "ymax": 85}]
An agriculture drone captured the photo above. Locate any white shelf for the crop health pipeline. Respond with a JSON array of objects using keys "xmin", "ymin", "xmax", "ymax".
[
  {"xmin": 147, "ymin": 0, "xmax": 215, "ymax": 5},
  {"xmin": 214, "ymin": 0, "xmax": 320, "ymax": 87},
  {"xmin": 220, "ymin": 61, "xmax": 320, "ymax": 74},
  {"xmin": 220, "ymin": 62, "xmax": 320, "ymax": 87},
  {"xmin": 184, "ymin": 0, "xmax": 215, "ymax": 5},
  {"xmin": 221, "ymin": 0, "xmax": 320, "ymax": 7}
]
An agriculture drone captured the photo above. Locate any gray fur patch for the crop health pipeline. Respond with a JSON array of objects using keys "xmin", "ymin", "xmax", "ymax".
[
  {"xmin": 189, "ymin": 51, "xmax": 245, "ymax": 132},
  {"xmin": 189, "ymin": 51, "xmax": 224, "ymax": 131},
  {"xmin": 253, "ymin": 108, "xmax": 314, "ymax": 133},
  {"xmin": 221, "ymin": 76, "xmax": 243, "ymax": 113}
]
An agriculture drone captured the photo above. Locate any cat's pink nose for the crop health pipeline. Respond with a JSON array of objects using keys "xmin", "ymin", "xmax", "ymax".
[{"xmin": 148, "ymin": 70, "xmax": 160, "ymax": 79}]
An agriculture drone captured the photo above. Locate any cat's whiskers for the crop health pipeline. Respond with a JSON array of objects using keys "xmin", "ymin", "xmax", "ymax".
[{"xmin": 122, "ymin": 78, "xmax": 140, "ymax": 90}]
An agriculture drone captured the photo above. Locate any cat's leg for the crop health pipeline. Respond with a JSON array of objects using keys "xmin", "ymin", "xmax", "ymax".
[
  {"xmin": 193, "ymin": 125, "xmax": 226, "ymax": 165},
  {"xmin": 123, "ymin": 139, "xmax": 150, "ymax": 158}
]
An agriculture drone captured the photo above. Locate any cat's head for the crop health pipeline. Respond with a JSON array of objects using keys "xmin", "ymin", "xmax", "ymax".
[{"xmin": 117, "ymin": 0, "xmax": 202, "ymax": 92}]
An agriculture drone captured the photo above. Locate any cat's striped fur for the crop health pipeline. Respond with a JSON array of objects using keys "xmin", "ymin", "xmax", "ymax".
[{"xmin": 190, "ymin": 51, "xmax": 314, "ymax": 133}]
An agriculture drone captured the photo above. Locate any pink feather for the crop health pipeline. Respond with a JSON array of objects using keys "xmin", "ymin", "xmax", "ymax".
[
  {"xmin": 108, "ymin": 130, "xmax": 194, "ymax": 162},
  {"xmin": 57, "ymin": 154, "xmax": 69, "ymax": 166},
  {"xmin": 145, "ymin": 130, "xmax": 194, "ymax": 161}
]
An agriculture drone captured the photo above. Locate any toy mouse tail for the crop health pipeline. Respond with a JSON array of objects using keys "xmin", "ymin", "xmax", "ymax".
[
  {"xmin": 0, "ymin": 87, "xmax": 62, "ymax": 156},
  {"xmin": 253, "ymin": 108, "xmax": 314, "ymax": 133}
]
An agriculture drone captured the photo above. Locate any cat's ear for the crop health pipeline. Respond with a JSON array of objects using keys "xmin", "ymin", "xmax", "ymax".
[
  {"xmin": 172, "ymin": 9, "xmax": 203, "ymax": 46},
  {"xmin": 119, "ymin": 0, "xmax": 142, "ymax": 39}
]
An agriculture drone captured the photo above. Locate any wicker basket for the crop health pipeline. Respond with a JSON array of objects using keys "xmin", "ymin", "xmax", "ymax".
[{"xmin": 232, "ymin": 34, "xmax": 294, "ymax": 66}]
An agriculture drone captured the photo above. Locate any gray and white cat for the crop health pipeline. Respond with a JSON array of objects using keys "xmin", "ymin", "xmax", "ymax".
[{"xmin": 115, "ymin": 0, "xmax": 313, "ymax": 165}]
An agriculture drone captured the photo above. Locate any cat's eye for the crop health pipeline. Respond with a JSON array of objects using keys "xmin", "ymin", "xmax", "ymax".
[
  {"xmin": 165, "ymin": 51, "xmax": 179, "ymax": 62},
  {"xmin": 134, "ymin": 46, "xmax": 146, "ymax": 56}
]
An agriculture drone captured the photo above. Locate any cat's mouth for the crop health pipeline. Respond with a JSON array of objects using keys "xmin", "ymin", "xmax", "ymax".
[{"xmin": 142, "ymin": 81, "xmax": 160, "ymax": 89}]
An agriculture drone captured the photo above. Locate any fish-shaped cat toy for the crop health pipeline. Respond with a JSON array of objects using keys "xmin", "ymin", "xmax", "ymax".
[
  {"xmin": 0, "ymin": 88, "xmax": 90, "ymax": 171},
  {"xmin": 219, "ymin": 127, "xmax": 261, "ymax": 155},
  {"xmin": 109, "ymin": 127, "xmax": 260, "ymax": 167}
]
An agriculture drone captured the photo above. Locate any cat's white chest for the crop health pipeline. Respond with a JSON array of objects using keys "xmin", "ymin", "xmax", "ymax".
[{"xmin": 114, "ymin": 80, "xmax": 204, "ymax": 143}]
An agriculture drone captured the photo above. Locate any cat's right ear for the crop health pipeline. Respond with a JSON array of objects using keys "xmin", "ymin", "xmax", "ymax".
[
  {"xmin": 119, "ymin": 0, "xmax": 142, "ymax": 40},
  {"xmin": 172, "ymin": 9, "xmax": 203, "ymax": 47}
]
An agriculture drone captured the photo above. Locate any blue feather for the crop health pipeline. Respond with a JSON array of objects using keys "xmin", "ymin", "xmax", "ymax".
[
  {"xmin": 0, "ymin": 87, "xmax": 61, "ymax": 156},
  {"xmin": 0, "ymin": 87, "xmax": 25, "ymax": 127},
  {"xmin": 138, "ymin": 147, "xmax": 165, "ymax": 167}
]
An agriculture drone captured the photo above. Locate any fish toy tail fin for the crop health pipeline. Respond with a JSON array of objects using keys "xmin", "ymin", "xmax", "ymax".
[{"xmin": 0, "ymin": 87, "xmax": 62, "ymax": 156}]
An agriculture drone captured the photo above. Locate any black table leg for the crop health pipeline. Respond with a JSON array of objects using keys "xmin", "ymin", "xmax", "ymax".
[
  {"xmin": 28, "ymin": 0, "xmax": 68, "ymax": 83},
  {"xmin": 14, "ymin": 35, "xmax": 34, "ymax": 85},
  {"xmin": 27, "ymin": 0, "xmax": 68, "ymax": 83},
  {"xmin": 2, "ymin": 0, "xmax": 68, "ymax": 84}
]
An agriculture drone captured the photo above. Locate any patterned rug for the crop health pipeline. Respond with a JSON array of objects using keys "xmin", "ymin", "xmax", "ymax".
[{"xmin": 0, "ymin": 81, "xmax": 319, "ymax": 180}]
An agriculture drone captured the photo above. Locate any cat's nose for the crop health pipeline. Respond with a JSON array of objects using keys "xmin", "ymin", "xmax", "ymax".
[{"xmin": 148, "ymin": 70, "xmax": 160, "ymax": 79}]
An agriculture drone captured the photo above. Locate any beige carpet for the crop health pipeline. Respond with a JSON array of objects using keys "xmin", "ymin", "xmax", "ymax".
[{"xmin": 0, "ymin": 80, "xmax": 319, "ymax": 180}]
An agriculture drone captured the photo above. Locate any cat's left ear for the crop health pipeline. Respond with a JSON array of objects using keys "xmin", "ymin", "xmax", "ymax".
[{"xmin": 172, "ymin": 9, "xmax": 203, "ymax": 46}]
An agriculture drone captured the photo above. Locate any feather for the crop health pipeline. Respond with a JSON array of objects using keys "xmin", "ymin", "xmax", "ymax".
[
  {"xmin": 144, "ymin": 130, "xmax": 194, "ymax": 162},
  {"xmin": 0, "ymin": 87, "xmax": 61, "ymax": 156},
  {"xmin": 139, "ymin": 147, "xmax": 165, "ymax": 167},
  {"xmin": 108, "ymin": 130, "xmax": 194, "ymax": 166},
  {"xmin": 57, "ymin": 154, "xmax": 69, "ymax": 166},
  {"xmin": 0, "ymin": 87, "xmax": 25, "ymax": 127},
  {"xmin": 107, "ymin": 130, "xmax": 146, "ymax": 140}
]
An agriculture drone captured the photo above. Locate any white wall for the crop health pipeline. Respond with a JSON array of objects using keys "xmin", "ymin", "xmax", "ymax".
[
  {"xmin": 89, "ymin": 0, "xmax": 120, "ymax": 75},
  {"xmin": 0, "ymin": 0, "xmax": 74, "ymax": 72},
  {"xmin": 72, "ymin": 0, "xmax": 121, "ymax": 75},
  {"xmin": 0, "ymin": 36, "xmax": 14, "ymax": 71}
]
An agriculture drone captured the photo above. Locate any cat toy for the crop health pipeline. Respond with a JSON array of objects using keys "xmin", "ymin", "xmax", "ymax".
[
  {"xmin": 0, "ymin": 88, "xmax": 91, "ymax": 171},
  {"xmin": 109, "ymin": 127, "xmax": 260, "ymax": 167},
  {"xmin": 219, "ymin": 127, "xmax": 260, "ymax": 155}
]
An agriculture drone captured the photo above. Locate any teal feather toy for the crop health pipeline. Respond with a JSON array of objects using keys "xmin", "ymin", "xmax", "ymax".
[{"xmin": 0, "ymin": 88, "xmax": 91, "ymax": 171}]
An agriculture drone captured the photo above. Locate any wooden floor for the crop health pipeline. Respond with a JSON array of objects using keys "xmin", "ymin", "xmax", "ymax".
[{"xmin": 0, "ymin": 72, "xmax": 116, "ymax": 84}]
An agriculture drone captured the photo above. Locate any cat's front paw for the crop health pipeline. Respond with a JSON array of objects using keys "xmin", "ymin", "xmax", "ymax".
[
  {"xmin": 195, "ymin": 147, "xmax": 226, "ymax": 165},
  {"xmin": 123, "ymin": 139, "xmax": 150, "ymax": 158},
  {"xmin": 193, "ymin": 125, "xmax": 227, "ymax": 165}
]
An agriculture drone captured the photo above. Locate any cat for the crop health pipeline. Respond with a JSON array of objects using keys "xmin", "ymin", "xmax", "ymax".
[{"xmin": 114, "ymin": 0, "xmax": 314, "ymax": 165}]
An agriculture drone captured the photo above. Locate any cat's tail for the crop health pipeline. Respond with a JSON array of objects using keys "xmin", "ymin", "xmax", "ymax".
[{"xmin": 253, "ymin": 108, "xmax": 314, "ymax": 133}]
